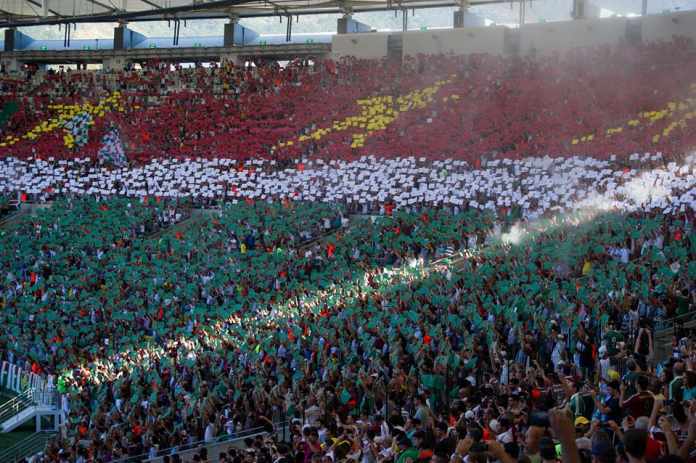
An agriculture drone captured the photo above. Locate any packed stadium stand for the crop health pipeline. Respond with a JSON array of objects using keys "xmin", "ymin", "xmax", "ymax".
[
  {"xmin": 0, "ymin": 2, "xmax": 695, "ymax": 463},
  {"xmin": 3, "ymin": 38, "xmax": 696, "ymax": 162}
]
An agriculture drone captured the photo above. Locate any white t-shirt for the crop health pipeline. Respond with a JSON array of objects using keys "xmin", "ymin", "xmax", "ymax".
[
  {"xmin": 204, "ymin": 423, "xmax": 215, "ymax": 442},
  {"xmin": 497, "ymin": 429, "xmax": 514, "ymax": 444},
  {"xmin": 599, "ymin": 358, "xmax": 611, "ymax": 381}
]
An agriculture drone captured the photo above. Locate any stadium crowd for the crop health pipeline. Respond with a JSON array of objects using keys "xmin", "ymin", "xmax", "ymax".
[
  {"xmin": 0, "ymin": 192, "xmax": 694, "ymax": 463},
  {"xmin": 2, "ymin": 152, "xmax": 695, "ymax": 218},
  {"xmin": 0, "ymin": 31, "xmax": 694, "ymax": 463},
  {"xmin": 1, "ymin": 38, "xmax": 696, "ymax": 162}
]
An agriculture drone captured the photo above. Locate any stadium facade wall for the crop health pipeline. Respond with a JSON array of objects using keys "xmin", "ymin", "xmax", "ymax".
[
  {"xmin": 402, "ymin": 26, "xmax": 506, "ymax": 57},
  {"xmin": 641, "ymin": 10, "xmax": 696, "ymax": 43},
  {"xmin": 518, "ymin": 17, "xmax": 629, "ymax": 55},
  {"xmin": 334, "ymin": 11, "xmax": 696, "ymax": 60},
  {"xmin": 331, "ymin": 32, "xmax": 389, "ymax": 59}
]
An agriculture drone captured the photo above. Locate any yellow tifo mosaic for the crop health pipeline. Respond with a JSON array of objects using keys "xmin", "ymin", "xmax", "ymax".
[
  {"xmin": 0, "ymin": 92, "xmax": 128, "ymax": 149},
  {"xmin": 572, "ymin": 83, "xmax": 696, "ymax": 146},
  {"xmin": 274, "ymin": 77, "xmax": 454, "ymax": 151}
]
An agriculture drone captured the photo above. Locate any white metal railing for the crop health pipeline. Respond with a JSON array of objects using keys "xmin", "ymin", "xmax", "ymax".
[
  {"xmin": 111, "ymin": 421, "xmax": 288, "ymax": 463},
  {"xmin": 0, "ymin": 389, "xmax": 35, "ymax": 425},
  {"xmin": 0, "ymin": 431, "xmax": 57, "ymax": 463},
  {"xmin": 0, "ymin": 386, "xmax": 61, "ymax": 433}
]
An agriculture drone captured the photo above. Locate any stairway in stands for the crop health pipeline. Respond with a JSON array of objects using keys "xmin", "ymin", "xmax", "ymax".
[
  {"xmin": 0, "ymin": 387, "xmax": 61, "ymax": 433},
  {"xmin": 0, "ymin": 390, "xmax": 38, "ymax": 433},
  {"xmin": 387, "ymin": 34, "xmax": 403, "ymax": 62}
]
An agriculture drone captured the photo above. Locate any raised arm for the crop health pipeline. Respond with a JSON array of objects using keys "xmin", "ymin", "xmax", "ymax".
[{"xmin": 549, "ymin": 408, "xmax": 581, "ymax": 463}]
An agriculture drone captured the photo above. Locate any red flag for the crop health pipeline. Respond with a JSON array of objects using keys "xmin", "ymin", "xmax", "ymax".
[
  {"xmin": 327, "ymin": 243, "xmax": 336, "ymax": 258},
  {"xmin": 20, "ymin": 193, "xmax": 27, "ymax": 202},
  {"xmin": 30, "ymin": 272, "xmax": 37, "ymax": 284},
  {"xmin": 175, "ymin": 231, "xmax": 184, "ymax": 240}
]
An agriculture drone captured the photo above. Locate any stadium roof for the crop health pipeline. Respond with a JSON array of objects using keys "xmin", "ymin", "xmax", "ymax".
[{"xmin": 0, "ymin": 0, "xmax": 510, "ymax": 27}]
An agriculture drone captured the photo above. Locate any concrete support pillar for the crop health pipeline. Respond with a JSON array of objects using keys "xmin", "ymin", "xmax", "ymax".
[
  {"xmin": 224, "ymin": 17, "xmax": 258, "ymax": 46},
  {"xmin": 337, "ymin": 15, "xmax": 371, "ymax": 34},
  {"xmin": 114, "ymin": 25, "xmax": 127, "ymax": 50},
  {"xmin": 3, "ymin": 28, "xmax": 16, "ymax": 51},
  {"xmin": 454, "ymin": 1, "xmax": 466, "ymax": 28},
  {"xmin": 572, "ymin": 0, "xmax": 599, "ymax": 19},
  {"xmin": 453, "ymin": 10, "xmax": 464, "ymax": 28},
  {"xmin": 572, "ymin": 0, "xmax": 586, "ymax": 19},
  {"xmin": 4, "ymin": 29, "xmax": 33, "ymax": 52},
  {"xmin": 224, "ymin": 16, "xmax": 238, "ymax": 47},
  {"xmin": 454, "ymin": 1, "xmax": 484, "ymax": 28},
  {"xmin": 114, "ymin": 24, "xmax": 145, "ymax": 50}
]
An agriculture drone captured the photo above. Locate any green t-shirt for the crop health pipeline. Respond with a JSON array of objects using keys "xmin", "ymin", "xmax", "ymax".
[
  {"xmin": 396, "ymin": 448, "xmax": 420, "ymax": 463},
  {"xmin": 622, "ymin": 371, "xmax": 639, "ymax": 397},
  {"xmin": 676, "ymin": 296, "xmax": 690, "ymax": 316},
  {"xmin": 669, "ymin": 376, "xmax": 684, "ymax": 402},
  {"xmin": 605, "ymin": 330, "xmax": 623, "ymax": 356}
]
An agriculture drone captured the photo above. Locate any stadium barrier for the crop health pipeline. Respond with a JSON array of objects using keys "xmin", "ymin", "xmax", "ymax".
[
  {"xmin": 110, "ymin": 421, "xmax": 289, "ymax": 463},
  {"xmin": 0, "ymin": 361, "xmax": 56, "ymax": 406}
]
